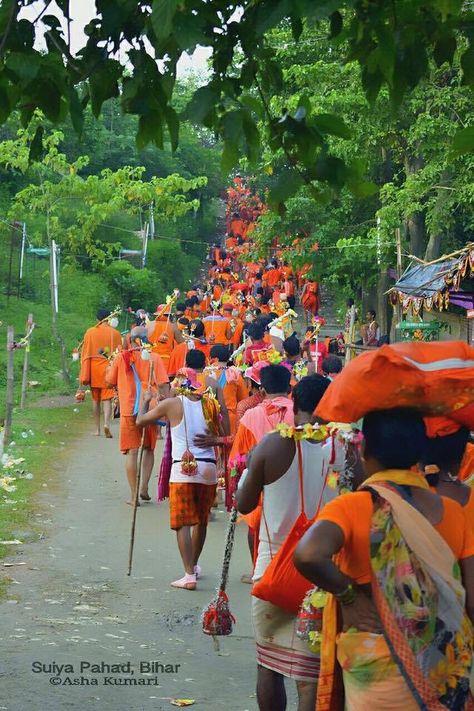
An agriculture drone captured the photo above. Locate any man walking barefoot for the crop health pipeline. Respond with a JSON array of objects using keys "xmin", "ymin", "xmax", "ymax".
[
  {"xmin": 237, "ymin": 375, "xmax": 345, "ymax": 711},
  {"xmin": 80, "ymin": 309, "xmax": 122, "ymax": 437},
  {"xmin": 106, "ymin": 327, "xmax": 169, "ymax": 504}
]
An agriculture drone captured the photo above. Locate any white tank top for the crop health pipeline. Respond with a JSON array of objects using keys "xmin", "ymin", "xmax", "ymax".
[
  {"xmin": 253, "ymin": 438, "xmax": 341, "ymax": 580},
  {"xmin": 170, "ymin": 396, "xmax": 217, "ymax": 485}
]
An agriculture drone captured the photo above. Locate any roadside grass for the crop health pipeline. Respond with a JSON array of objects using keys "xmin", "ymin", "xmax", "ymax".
[
  {"xmin": 0, "ymin": 403, "xmax": 89, "ymax": 597},
  {"xmin": 0, "ymin": 296, "xmax": 92, "ymax": 415}
]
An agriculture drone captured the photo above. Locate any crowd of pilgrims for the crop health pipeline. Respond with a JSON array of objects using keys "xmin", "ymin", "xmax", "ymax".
[{"xmin": 79, "ymin": 178, "xmax": 474, "ymax": 711}]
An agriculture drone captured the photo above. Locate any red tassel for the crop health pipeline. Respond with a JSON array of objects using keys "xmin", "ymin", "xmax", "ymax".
[{"xmin": 202, "ymin": 590, "xmax": 235, "ymax": 636}]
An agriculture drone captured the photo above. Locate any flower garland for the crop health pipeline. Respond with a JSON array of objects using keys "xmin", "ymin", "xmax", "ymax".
[
  {"xmin": 276, "ymin": 422, "xmax": 361, "ymax": 493},
  {"xmin": 275, "ymin": 422, "xmax": 329, "ymax": 441}
]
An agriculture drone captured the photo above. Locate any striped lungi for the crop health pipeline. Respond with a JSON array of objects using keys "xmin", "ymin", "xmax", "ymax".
[{"xmin": 251, "ymin": 597, "xmax": 320, "ymax": 682}]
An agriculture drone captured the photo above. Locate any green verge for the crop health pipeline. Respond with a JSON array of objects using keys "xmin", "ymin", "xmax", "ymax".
[
  {"xmin": 0, "ymin": 291, "xmax": 97, "ymax": 415},
  {"xmin": 0, "ymin": 403, "xmax": 89, "ymax": 598}
]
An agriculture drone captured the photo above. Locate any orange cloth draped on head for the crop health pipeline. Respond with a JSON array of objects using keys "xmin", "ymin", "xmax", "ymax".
[{"xmin": 424, "ymin": 415, "xmax": 474, "ymax": 485}]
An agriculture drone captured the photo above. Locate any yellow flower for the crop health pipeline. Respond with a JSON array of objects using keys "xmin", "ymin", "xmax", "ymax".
[{"xmin": 327, "ymin": 472, "xmax": 339, "ymax": 490}]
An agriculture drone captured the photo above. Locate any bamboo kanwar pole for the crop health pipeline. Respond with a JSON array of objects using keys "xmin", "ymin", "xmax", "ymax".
[
  {"xmin": 127, "ymin": 359, "xmax": 154, "ymax": 576},
  {"xmin": 5, "ymin": 326, "xmax": 15, "ymax": 444},
  {"xmin": 20, "ymin": 314, "xmax": 33, "ymax": 409}
]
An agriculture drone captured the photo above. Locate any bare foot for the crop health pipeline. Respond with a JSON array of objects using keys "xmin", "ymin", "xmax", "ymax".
[
  {"xmin": 92, "ymin": 432, "xmax": 100, "ymax": 436},
  {"xmin": 126, "ymin": 500, "xmax": 140, "ymax": 507},
  {"xmin": 104, "ymin": 425, "xmax": 113, "ymax": 439},
  {"xmin": 140, "ymin": 492, "xmax": 151, "ymax": 502}
]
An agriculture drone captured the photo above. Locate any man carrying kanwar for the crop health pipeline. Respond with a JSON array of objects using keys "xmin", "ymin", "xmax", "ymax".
[
  {"xmin": 79, "ymin": 308, "xmax": 122, "ymax": 438},
  {"xmin": 106, "ymin": 327, "xmax": 170, "ymax": 505},
  {"xmin": 137, "ymin": 360, "xmax": 229, "ymax": 591},
  {"xmin": 206, "ymin": 344, "xmax": 249, "ymax": 435},
  {"xmin": 237, "ymin": 374, "xmax": 345, "ymax": 711},
  {"xmin": 228, "ymin": 364, "xmax": 295, "ymax": 584},
  {"xmin": 148, "ymin": 303, "xmax": 184, "ymax": 372}
]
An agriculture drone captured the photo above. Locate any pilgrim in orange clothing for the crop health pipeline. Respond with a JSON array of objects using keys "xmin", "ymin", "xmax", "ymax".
[
  {"xmin": 206, "ymin": 345, "xmax": 249, "ymax": 435},
  {"xmin": 265, "ymin": 264, "xmax": 282, "ymax": 288},
  {"xmin": 149, "ymin": 305, "xmax": 184, "ymax": 372},
  {"xmin": 459, "ymin": 442, "xmax": 474, "ymax": 485},
  {"xmin": 301, "ymin": 280, "xmax": 320, "ymax": 320},
  {"xmin": 422, "ymin": 417, "xmax": 474, "ymax": 526},
  {"xmin": 317, "ymin": 483, "xmax": 474, "ymax": 585},
  {"xmin": 230, "ymin": 214, "xmax": 246, "ymax": 238},
  {"xmin": 168, "ymin": 341, "xmax": 188, "ymax": 378},
  {"xmin": 202, "ymin": 312, "xmax": 231, "ymax": 345},
  {"xmin": 79, "ymin": 308, "xmax": 122, "ymax": 437},
  {"xmin": 106, "ymin": 328, "xmax": 169, "ymax": 503}
]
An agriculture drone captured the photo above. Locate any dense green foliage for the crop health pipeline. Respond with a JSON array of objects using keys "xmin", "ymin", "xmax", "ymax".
[
  {"xmin": 244, "ymin": 25, "xmax": 474, "ymax": 322},
  {"xmin": 0, "ymin": 100, "xmax": 223, "ymax": 312},
  {"xmin": 1, "ymin": 1, "xmax": 474, "ymax": 209}
]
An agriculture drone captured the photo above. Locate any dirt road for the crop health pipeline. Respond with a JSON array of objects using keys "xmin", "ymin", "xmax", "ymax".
[{"xmin": 0, "ymin": 420, "xmax": 298, "ymax": 710}]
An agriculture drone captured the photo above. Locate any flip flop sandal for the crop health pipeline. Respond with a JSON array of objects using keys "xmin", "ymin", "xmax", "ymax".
[{"xmin": 171, "ymin": 575, "xmax": 196, "ymax": 590}]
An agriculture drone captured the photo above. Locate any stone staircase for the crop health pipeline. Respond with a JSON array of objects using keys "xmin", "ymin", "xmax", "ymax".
[{"xmin": 294, "ymin": 285, "xmax": 342, "ymax": 340}]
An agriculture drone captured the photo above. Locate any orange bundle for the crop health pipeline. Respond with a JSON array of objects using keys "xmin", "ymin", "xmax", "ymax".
[{"xmin": 316, "ymin": 341, "xmax": 474, "ymax": 424}]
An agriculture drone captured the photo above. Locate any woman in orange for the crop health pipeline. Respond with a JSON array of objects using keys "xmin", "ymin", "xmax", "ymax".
[
  {"xmin": 421, "ymin": 419, "xmax": 474, "ymax": 525},
  {"xmin": 295, "ymin": 408, "xmax": 474, "ymax": 711}
]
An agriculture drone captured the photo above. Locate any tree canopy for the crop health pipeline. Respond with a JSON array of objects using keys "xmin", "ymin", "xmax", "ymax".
[{"xmin": 1, "ymin": 1, "xmax": 474, "ymax": 208}]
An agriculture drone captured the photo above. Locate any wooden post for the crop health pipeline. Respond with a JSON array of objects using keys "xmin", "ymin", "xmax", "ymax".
[
  {"xmin": 5, "ymin": 326, "xmax": 14, "ymax": 444},
  {"xmin": 20, "ymin": 314, "xmax": 33, "ymax": 409},
  {"xmin": 395, "ymin": 227, "xmax": 403, "ymax": 337},
  {"xmin": 345, "ymin": 305, "xmax": 356, "ymax": 363}
]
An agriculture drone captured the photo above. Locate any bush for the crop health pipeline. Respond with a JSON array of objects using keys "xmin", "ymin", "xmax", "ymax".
[{"xmin": 101, "ymin": 260, "xmax": 163, "ymax": 311}]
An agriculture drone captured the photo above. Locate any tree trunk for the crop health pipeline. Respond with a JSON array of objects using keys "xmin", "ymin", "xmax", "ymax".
[
  {"xmin": 376, "ymin": 270, "xmax": 392, "ymax": 337},
  {"xmin": 424, "ymin": 233, "xmax": 443, "ymax": 262},
  {"xmin": 424, "ymin": 173, "xmax": 451, "ymax": 261},
  {"xmin": 406, "ymin": 212, "xmax": 425, "ymax": 258},
  {"xmin": 404, "ymin": 155, "xmax": 426, "ymax": 258}
]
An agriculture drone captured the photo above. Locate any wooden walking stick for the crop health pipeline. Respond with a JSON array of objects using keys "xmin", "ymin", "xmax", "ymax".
[{"xmin": 127, "ymin": 357, "xmax": 154, "ymax": 576}]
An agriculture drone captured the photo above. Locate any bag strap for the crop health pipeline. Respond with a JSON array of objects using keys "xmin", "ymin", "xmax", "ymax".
[
  {"xmin": 261, "ymin": 498, "xmax": 273, "ymax": 560},
  {"xmin": 297, "ymin": 438, "xmax": 331, "ymax": 519},
  {"xmin": 181, "ymin": 396, "xmax": 190, "ymax": 451},
  {"xmin": 296, "ymin": 439, "xmax": 305, "ymax": 515}
]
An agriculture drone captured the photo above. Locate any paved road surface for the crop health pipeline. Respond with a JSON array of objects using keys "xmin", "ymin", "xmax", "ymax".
[{"xmin": 0, "ymin": 420, "xmax": 299, "ymax": 710}]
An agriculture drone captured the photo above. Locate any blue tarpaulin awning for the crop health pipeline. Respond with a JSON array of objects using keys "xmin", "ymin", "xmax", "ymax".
[
  {"xmin": 394, "ymin": 259, "xmax": 459, "ymax": 298},
  {"xmin": 389, "ymin": 244, "xmax": 474, "ymax": 312}
]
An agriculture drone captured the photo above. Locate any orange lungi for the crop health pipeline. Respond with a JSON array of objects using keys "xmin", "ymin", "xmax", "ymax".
[
  {"xmin": 91, "ymin": 387, "xmax": 115, "ymax": 402},
  {"xmin": 169, "ymin": 482, "xmax": 217, "ymax": 530},
  {"xmin": 119, "ymin": 416, "xmax": 157, "ymax": 453}
]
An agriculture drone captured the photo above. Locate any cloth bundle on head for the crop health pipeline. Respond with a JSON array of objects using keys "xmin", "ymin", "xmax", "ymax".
[
  {"xmin": 245, "ymin": 360, "xmax": 270, "ymax": 386},
  {"xmin": 315, "ymin": 341, "xmax": 474, "ymax": 423},
  {"xmin": 424, "ymin": 416, "xmax": 466, "ymax": 439},
  {"xmin": 154, "ymin": 303, "xmax": 171, "ymax": 316},
  {"xmin": 172, "ymin": 367, "xmax": 201, "ymax": 391}
]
